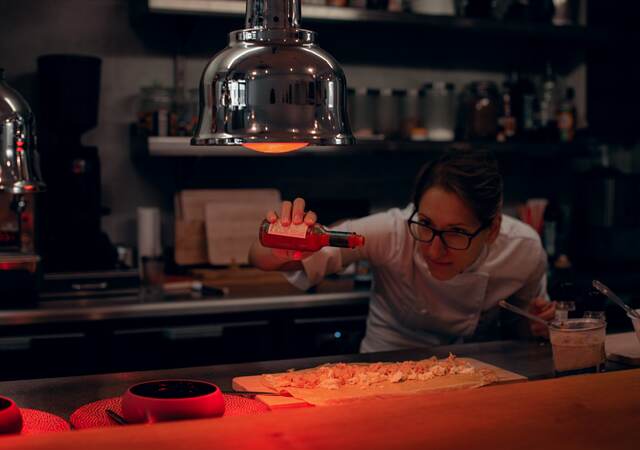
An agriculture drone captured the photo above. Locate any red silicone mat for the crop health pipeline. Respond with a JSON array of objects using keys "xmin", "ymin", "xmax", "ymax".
[
  {"xmin": 0, "ymin": 409, "xmax": 70, "ymax": 437},
  {"xmin": 70, "ymin": 394, "xmax": 269, "ymax": 429}
]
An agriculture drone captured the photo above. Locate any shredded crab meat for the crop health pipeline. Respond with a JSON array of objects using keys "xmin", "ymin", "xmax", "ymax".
[{"xmin": 263, "ymin": 354, "xmax": 488, "ymax": 391}]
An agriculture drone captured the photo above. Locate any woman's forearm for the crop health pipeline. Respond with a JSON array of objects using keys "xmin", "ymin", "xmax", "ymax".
[{"xmin": 248, "ymin": 240, "xmax": 304, "ymax": 271}]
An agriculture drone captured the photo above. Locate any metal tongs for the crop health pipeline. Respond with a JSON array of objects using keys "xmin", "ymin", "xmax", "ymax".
[
  {"xmin": 592, "ymin": 280, "xmax": 640, "ymax": 320},
  {"xmin": 498, "ymin": 300, "xmax": 552, "ymax": 327}
]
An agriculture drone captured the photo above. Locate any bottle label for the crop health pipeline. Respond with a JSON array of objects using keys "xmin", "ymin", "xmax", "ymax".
[{"xmin": 268, "ymin": 222, "xmax": 308, "ymax": 239}]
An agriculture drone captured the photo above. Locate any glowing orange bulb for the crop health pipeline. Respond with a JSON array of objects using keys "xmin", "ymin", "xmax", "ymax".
[{"xmin": 242, "ymin": 142, "xmax": 309, "ymax": 153}]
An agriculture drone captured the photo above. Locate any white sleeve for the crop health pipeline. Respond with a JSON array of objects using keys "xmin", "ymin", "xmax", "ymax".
[
  {"xmin": 512, "ymin": 240, "xmax": 549, "ymax": 305},
  {"xmin": 283, "ymin": 210, "xmax": 402, "ymax": 290},
  {"xmin": 284, "ymin": 247, "xmax": 346, "ymax": 291}
]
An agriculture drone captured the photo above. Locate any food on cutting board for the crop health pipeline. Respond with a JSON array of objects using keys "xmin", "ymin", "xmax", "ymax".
[{"xmin": 258, "ymin": 354, "xmax": 499, "ymax": 405}]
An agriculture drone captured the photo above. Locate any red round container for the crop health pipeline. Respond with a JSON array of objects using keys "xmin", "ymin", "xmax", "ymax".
[
  {"xmin": 121, "ymin": 379, "xmax": 225, "ymax": 424},
  {"xmin": 0, "ymin": 396, "xmax": 23, "ymax": 434}
]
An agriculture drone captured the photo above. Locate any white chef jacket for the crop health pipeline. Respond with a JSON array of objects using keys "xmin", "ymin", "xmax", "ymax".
[{"xmin": 284, "ymin": 205, "xmax": 548, "ymax": 352}]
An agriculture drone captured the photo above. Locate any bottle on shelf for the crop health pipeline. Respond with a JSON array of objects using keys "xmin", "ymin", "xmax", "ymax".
[
  {"xmin": 509, "ymin": 71, "xmax": 539, "ymax": 140},
  {"xmin": 462, "ymin": 81, "xmax": 500, "ymax": 141},
  {"xmin": 259, "ymin": 219, "xmax": 365, "ymax": 252},
  {"xmin": 557, "ymin": 87, "xmax": 577, "ymax": 142},
  {"xmin": 497, "ymin": 80, "xmax": 516, "ymax": 142},
  {"xmin": 539, "ymin": 62, "xmax": 561, "ymax": 141}
]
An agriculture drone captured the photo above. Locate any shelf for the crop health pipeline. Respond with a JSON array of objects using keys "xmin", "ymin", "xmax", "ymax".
[
  {"xmin": 144, "ymin": 0, "xmax": 597, "ymax": 43},
  {"xmin": 131, "ymin": 0, "xmax": 605, "ymax": 72},
  {"xmin": 145, "ymin": 136, "xmax": 584, "ymax": 158}
]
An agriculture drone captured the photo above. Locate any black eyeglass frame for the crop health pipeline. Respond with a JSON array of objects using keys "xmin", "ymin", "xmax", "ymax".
[{"xmin": 407, "ymin": 210, "xmax": 489, "ymax": 250}]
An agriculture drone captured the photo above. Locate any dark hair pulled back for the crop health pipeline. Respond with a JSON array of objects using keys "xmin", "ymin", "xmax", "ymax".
[{"xmin": 412, "ymin": 148, "xmax": 503, "ymax": 225}]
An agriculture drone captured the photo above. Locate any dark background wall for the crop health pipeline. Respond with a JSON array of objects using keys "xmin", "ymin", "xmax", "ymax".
[{"xmin": 0, "ymin": 0, "xmax": 625, "ymax": 250}]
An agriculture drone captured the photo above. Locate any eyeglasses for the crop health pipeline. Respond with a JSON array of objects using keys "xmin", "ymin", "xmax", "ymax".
[{"xmin": 407, "ymin": 211, "xmax": 488, "ymax": 250}]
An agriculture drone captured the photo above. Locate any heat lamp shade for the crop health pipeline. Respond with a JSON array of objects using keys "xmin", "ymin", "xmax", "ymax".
[
  {"xmin": 0, "ymin": 69, "xmax": 46, "ymax": 194},
  {"xmin": 191, "ymin": 29, "xmax": 354, "ymax": 149}
]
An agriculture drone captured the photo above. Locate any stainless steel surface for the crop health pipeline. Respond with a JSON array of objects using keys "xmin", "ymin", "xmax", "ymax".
[
  {"xmin": 44, "ymin": 270, "xmax": 140, "ymax": 280},
  {"xmin": 38, "ymin": 288, "xmax": 140, "ymax": 300},
  {"xmin": 40, "ymin": 269, "xmax": 140, "ymax": 300},
  {"xmin": 498, "ymin": 300, "xmax": 551, "ymax": 327},
  {"xmin": 0, "ymin": 69, "xmax": 46, "ymax": 194},
  {"xmin": 191, "ymin": 0, "xmax": 354, "ymax": 149},
  {"xmin": 593, "ymin": 280, "xmax": 640, "ymax": 320},
  {"xmin": 0, "ymin": 291, "xmax": 370, "ymax": 326}
]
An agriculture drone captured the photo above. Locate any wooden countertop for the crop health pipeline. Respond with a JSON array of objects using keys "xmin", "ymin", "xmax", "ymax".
[{"xmin": 3, "ymin": 368, "xmax": 639, "ymax": 450}]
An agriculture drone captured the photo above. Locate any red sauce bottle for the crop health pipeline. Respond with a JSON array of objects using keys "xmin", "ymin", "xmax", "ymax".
[{"xmin": 259, "ymin": 219, "xmax": 365, "ymax": 252}]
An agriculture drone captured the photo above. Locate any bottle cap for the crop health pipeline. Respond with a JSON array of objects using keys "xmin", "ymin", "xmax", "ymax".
[{"xmin": 349, "ymin": 235, "xmax": 365, "ymax": 248}]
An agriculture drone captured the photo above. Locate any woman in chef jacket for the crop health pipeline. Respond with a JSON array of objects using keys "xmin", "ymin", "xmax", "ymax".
[{"xmin": 249, "ymin": 149, "xmax": 556, "ymax": 352}]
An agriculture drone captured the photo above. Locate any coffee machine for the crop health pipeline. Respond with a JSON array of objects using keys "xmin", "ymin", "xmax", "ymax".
[
  {"xmin": 36, "ymin": 55, "xmax": 117, "ymax": 273},
  {"xmin": 0, "ymin": 68, "xmax": 47, "ymax": 304}
]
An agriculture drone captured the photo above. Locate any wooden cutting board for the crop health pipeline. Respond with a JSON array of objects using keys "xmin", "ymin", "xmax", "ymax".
[
  {"xmin": 178, "ymin": 189, "xmax": 281, "ymax": 222},
  {"xmin": 174, "ymin": 219, "xmax": 208, "ymax": 265},
  {"xmin": 232, "ymin": 357, "xmax": 526, "ymax": 409},
  {"xmin": 205, "ymin": 200, "xmax": 279, "ymax": 266},
  {"xmin": 174, "ymin": 189, "xmax": 280, "ymax": 265}
]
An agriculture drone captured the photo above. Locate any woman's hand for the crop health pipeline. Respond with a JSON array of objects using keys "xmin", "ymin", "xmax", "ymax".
[
  {"xmin": 528, "ymin": 298, "xmax": 556, "ymax": 338},
  {"xmin": 266, "ymin": 197, "xmax": 317, "ymax": 227},
  {"xmin": 266, "ymin": 197, "xmax": 318, "ymax": 261}
]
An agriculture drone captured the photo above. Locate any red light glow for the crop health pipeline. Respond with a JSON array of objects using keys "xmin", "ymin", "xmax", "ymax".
[{"xmin": 242, "ymin": 142, "xmax": 308, "ymax": 153}]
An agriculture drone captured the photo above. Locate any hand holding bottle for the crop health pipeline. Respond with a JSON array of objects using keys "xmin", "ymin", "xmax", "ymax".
[
  {"xmin": 260, "ymin": 197, "xmax": 364, "ymax": 260},
  {"xmin": 266, "ymin": 197, "xmax": 318, "ymax": 229},
  {"xmin": 264, "ymin": 198, "xmax": 318, "ymax": 260}
]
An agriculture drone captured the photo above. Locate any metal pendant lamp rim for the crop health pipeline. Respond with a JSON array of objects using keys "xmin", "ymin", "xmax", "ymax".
[
  {"xmin": 191, "ymin": 135, "xmax": 356, "ymax": 146},
  {"xmin": 231, "ymin": 28, "xmax": 316, "ymax": 44}
]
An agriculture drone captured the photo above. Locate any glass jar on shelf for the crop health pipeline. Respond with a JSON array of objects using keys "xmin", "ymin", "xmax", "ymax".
[
  {"xmin": 423, "ymin": 81, "xmax": 456, "ymax": 142},
  {"xmin": 376, "ymin": 88, "xmax": 404, "ymax": 140},
  {"xmin": 349, "ymin": 87, "xmax": 380, "ymax": 139},
  {"xmin": 138, "ymin": 85, "xmax": 176, "ymax": 137},
  {"xmin": 461, "ymin": 81, "xmax": 500, "ymax": 140},
  {"xmin": 401, "ymin": 88, "xmax": 427, "ymax": 141},
  {"xmin": 175, "ymin": 88, "xmax": 199, "ymax": 137}
]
